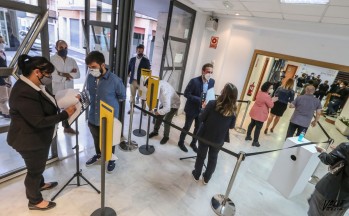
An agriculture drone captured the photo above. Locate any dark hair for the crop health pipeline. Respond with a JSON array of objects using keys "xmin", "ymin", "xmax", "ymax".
[
  {"xmin": 55, "ymin": 39, "xmax": 67, "ymax": 48},
  {"xmin": 137, "ymin": 44, "xmax": 144, "ymax": 49},
  {"xmin": 308, "ymin": 80, "xmax": 314, "ymax": 85},
  {"xmin": 85, "ymin": 51, "xmax": 105, "ymax": 65},
  {"xmin": 18, "ymin": 54, "xmax": 55, "ymax": 76},
  {"xmin": 202, "ymin": 63, "xmax": 213, "ymax": 71},
  {"xmin": 261, "ymin": 81, "xmax": 273, "ymax": 92},
  {"xmin": 216, "ymin": 83, "xmax": 238, "ymax": 116},
  {"xmin": 343, "ymin": 81, "xmax": 348, "ymax": 86}
]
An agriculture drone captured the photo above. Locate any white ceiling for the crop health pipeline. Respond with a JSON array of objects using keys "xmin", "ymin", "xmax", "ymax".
[{"xmin": 135, "ymin": 0, "xmax": 349, "ymax": 25}]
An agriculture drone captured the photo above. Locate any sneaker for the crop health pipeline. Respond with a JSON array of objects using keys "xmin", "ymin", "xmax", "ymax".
[
  {"xmin": 86, "ymin": 154, "xmax": 101, "ymax": 166},
  {"xmin": 106, "ymin": 160, "xmax": 116, "ymax": 174},
  {"xmin": 252, "ymin": 141, "xmax": 260, "ymax": 147},
  {"xmin": 149, "ymin": 131, "xmax": 159, "ymax": 138},
  {"xmin": 190, "ymin": 143, "xmax": 198, "ymax": 153},
  {"xmin": 178, "ymin": 143, "xmax": 188, "ymax": 152},
  {"xmin": 160, "ymin": 137, "xmax": 169, "ymax": 144},
  {"xmin": 245, "ymin": 136, "xmax": 252, "ymax": 141},
  {"xmin": 192, "ymin": 170, "xmax": 199, "ymax": 182},
  {"xmin": 64, "ymin": 127, "xmax": 78, "ymax": 134}
]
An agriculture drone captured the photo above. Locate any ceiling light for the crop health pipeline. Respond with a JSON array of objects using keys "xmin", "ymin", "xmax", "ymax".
[
  {"xmin": 235, "ymin": 13, "xmax": 240, "ymax": 16},
  {"xmin": 280, "ymin": 0, "xmax": 329, "ymax": 4},
  {"xmin": 222, "ymin": 1, "xmax": 233, "ymax": 9}
]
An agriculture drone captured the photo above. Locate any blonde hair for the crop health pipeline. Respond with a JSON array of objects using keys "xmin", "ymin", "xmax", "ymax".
[
  {"xmin": 282, "ymin": 78, "xmax": 294, "ymax": 90},
  {"xmin": 215, "ymin": 83, "xmax": 238, "ymax": 117}
]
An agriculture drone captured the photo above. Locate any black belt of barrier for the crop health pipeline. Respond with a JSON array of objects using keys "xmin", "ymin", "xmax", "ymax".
[
  {"xmin": 133, "ymin": 105, "xmax": 331, "ymax": 159},
  {"xmin": 175, "ymin": 92, "xmax": 249, "ymax": 103}
]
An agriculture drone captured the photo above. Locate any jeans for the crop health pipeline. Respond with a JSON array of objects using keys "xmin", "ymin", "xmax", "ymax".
[
  {"xmin": 153, "ymin": 108, "xmax": 178, "ymax": 138},
  {"xmin": 246, "ymin": 118, "xmax": 264, "ymax": 142},
  {"xmin": 286, "ymin": 122, "xmax": 308, "ymax": 138},
  {"xmin": 326, "ymin": 99, "xmax": 341, "ymax": 115},
  {"xmin": 178, "ymin": 113, "xmax": 201, "ymax": 145},
  {"xmin": 193, "ymin": 141, "xmax": 220, "ymax": 182},
  {"xmin": 88, "ymin": 122, "xmax": 115, "ymax": 155},
  {"xmin": 18, "ymin": 148, "xmax": 50, "ymax": 205}
]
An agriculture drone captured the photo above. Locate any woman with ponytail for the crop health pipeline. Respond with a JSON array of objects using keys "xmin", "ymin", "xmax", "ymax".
[
  {"xmin": 192, "ymin": 83, "xmax": 238, "ymax": 184},
  {"xmin": 7, "ymin": 54, "xmax": 77, "ymax": 211}
]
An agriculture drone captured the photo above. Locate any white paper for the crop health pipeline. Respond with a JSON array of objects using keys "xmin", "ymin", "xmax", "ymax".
[
  {"xmin": 55, "ymin": 88, "xmax": 82, "ymax": 125},
  {"xmin": 205, "ymin": 88, "xmax": 215, "ymax": 103}
]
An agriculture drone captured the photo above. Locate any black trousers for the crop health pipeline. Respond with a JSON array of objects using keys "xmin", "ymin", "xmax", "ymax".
[
  {"xmin": 286, "ymin": 122, "xmax": 308, "ymax": 138},
  {"xmin": 178, "ymin": 113, "xmax": 201, "ymax": 145},
  {"xmin": 246, "ymin": 118, "xmax": 264, "ymax": 142},
  {"xmin": 88, "ymin": 122, "xmax": 115, "ymax": 157},
  {"xmin": 18, "ymin": 147, "xmax": 50, "ymax": 205},
  {"xmin": 193, "ymin": 141, "xmax": 220, "ymax": 182}
]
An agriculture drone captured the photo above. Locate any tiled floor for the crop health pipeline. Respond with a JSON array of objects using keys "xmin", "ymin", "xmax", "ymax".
[{"xmin": 0, "ymin": 95, "xmax": 348, "ymax": 215}]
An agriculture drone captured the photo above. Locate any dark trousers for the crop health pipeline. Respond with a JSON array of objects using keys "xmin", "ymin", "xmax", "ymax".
[
  {"xmin": 326, "ymin": 99, "xmax": 341, "ymax": 115},
  {"xmin": 286, "ymin": 122, "xmax": 308, "ymax": 138},
  {"xmin": 246, "ymin": 118, "xmax": 264, "ymax": 142},
  {"xmin": 193, "ymin": 141, "xmax": 220, "ymax": 182},
  {"xmin": 314, "ymin": 91, "xmax": 326, "ymax": 101},
  {"xmin": 88, "ymin": 122, "xmax": 115, "ymax": 157},
  {"xmin": 153, "ymin": 108, "xmax": 178, "ymax": 138},
  {"xmin": 18, "ymin": 147, "xmax": 50, "ymax": 205},
  {"xmin": 178, "ymin": 113, "xmax": 201, "ymax": 145}
]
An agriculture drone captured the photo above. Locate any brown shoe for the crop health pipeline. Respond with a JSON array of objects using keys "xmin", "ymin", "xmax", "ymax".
[{"xmin": 64, "ymin": 127, "xmax": 78, "ymax": 134}]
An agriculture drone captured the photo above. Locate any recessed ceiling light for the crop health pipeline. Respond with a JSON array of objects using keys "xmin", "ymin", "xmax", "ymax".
[
  {"xmin": 222, "ymin": 1, "xmax": 233, "ymax": 9},
  {"xmin": 280, "ymin": 0, "xmax": 329, "ymax": 4},
  {"xmin": 235, "ymin": 13, "xmax": 240, "ymax": 16}
]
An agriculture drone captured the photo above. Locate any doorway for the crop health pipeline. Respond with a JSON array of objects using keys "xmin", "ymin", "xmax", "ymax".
[{"xmin": 282, "ymin": 64, "xmax": 298, "ymax": 85}]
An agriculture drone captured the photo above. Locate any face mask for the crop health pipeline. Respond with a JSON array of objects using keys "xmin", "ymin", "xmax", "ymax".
[
  {"xmin": 89, "ymin": 68, "xmax": 101, "ymax": 77},
  {"xmin": 57, "ymin": 49, "xmax": 68, "ymax": 58},
  {"xmin": 340, "ymin": 84, "xmax": 344, "ymax": 88},
  {"xmin": 137, "ymin": 53, "xmax": 143, "ymax": 58},
  {"xmin": 268, "ymin": 89, "xmax": 274, "ymax": 94},
  {"xmin": 38, "ymin": 74, "xmax": 52, "ymax": 86},
  {"xmin": 204, "ymin": 73, "xmax": 211, "ymax": 81}
]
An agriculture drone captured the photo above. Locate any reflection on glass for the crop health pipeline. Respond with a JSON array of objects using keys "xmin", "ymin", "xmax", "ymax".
[
  {"xmin": 89, "ymin": 25, "xmax": 110, "ymax": 63},
  {"xmin": 164, "ymin": 39, "xmax": 186, "ymax": 68},
  {"xmin": 89, "ymin": 0, "xmax": 112, "ymax": 23},
  {"xmin": 163, "ymin": 70, "xmax": 182, "ymax": 92},
  {"xmin": 9, "ymin": 0, "xmax": 39, "ymax": 6},
  {"xmin": 169, "ymin": 7, "xmax": 193, "ymax": 40}
]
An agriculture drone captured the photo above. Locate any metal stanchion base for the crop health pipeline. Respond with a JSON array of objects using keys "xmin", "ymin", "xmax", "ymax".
[
  {"xmin": 91, "ymin": 207, "xmax": 117, "ymax": 216},
  {"xmin": 119, "ymin": 140, "xmax": 138, "ymax": 152},
  {"xmin": 133, "ymin": 129, "xmax": 146, "ymax": 137},
  {"xmin": 308, "ymin": 175, "xmax": 320, "ymax": 185},
  {"xmin": 234, "ymin": 127, "xmax": 246, "ymax": 134},
  {"xmin": 211, "ymin": 194, "xmax": 236, "ymax": 216},
  {"xmin": 139, "ymin": 145, "xmax": 155, "ymax": 155}
]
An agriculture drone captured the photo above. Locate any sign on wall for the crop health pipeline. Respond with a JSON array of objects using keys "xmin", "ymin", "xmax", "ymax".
[{"xmin": 209, "ymin": 36, "xmax": 219, "ymax": 49}]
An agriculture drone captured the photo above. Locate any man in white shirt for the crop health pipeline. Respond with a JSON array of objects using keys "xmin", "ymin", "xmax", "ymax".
[
  {"xmin": 148, "ymin": 80, "xmax": 180, "ymax": 144},
  {"xmin": 51, "ymin": 40, "xmax": 80, "ymax": 134}
]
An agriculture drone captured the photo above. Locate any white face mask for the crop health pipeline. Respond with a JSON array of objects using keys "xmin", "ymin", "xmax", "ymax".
[
  {"xmin": 268, "ymin": 88, "xmax": 274, "ymax": 94},
  {"xmin": 89, "ymin": 68, "xmax": 101, "ymax": 77},
  {"xmin": 340, "ymin": 84, "xmax": 344, "ymax": 88},
  {"xmin": 204, "ymin": 73, "xmax": 211, "ymax": 81}
]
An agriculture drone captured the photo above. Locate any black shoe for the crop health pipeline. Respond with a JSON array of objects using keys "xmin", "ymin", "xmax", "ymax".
[
  {"xmin": 178, "ymin": 143, "xmax": 188, "ymax": 152},
  {"xmin": 202, "ymin": 172, "xmax": 209, "ymax": 185},
  {"xmin": 252, "ymin": 141, "xmax": 260, "ymax": 147},
  {"xmin": 192, "ymin": 170, "xmax": 199, "ymax": 182},
  {"xmin": 160, "ymin": 137, "xmax": 169, "ymax": 144},
  {"xmin": 28, "ymin": 201, "xmax": 56, "ymax": 211},
  {"xmin": 190, "ymin": 143, "xmax": 198, "ymax": 153},
  {"xmin": 127, "ymin": 110, "xmax": 131, "ymax": 115},
  {"xmin": 40, "ymin": 182, "xmax": 58, "ymax": 191},
  {"xmin": 245, "ymin": 136, "xmax": 252, "ymax": 141},
  {"xmin": 149, "ymin": 131, "xmax": 159, "ymax": 138}
]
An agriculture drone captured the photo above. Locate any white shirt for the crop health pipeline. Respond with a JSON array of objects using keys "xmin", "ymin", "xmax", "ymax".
[
  {"xmin": 51, "ymin": 53, "xmax": 80, "ymax": 94},
  {"xmin": 157, "ymin": 80, "xmax": 181, "ymax": 115},
  {"xmin": 134, "ymin": 56, "xmax": 142, "ymax": 80}
]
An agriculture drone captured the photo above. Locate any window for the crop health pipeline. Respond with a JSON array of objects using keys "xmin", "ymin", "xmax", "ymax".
[{"xmin": 70, "ymin": 19, "xmax": 80, "ymax": 48}]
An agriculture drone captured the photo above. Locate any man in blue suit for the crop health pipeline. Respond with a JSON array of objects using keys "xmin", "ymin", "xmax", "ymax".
[
  {"xmin": 128, "ymin": 44, "xmax": 151, "ymax": 113},
  {"xmin": 178, "ymin": 63, "xmax": 215, "ymax": 153}
]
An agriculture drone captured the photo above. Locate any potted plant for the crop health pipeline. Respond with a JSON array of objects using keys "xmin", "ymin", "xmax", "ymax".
[{"xmin": 335, "ymin": 117, "xmax": 349, "ymax": 136}]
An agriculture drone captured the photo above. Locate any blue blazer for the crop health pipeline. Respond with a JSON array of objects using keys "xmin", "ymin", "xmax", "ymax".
[
  {"xmin": 184, "ymin": 76, "xmax": 215, "ymax": 117},
  {"xmin": 128, "ymin": 56, "xmax": 151, "ymax": 84}
]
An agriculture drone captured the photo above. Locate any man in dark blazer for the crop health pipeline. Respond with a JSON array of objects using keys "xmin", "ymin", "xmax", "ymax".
[
  {"xmin": 128, "ymin": 44, "xmax": 151, "ymax": 113},
  {"xmin": 178, "ymin": 63, "xmax": 215, "ymax": 153}
]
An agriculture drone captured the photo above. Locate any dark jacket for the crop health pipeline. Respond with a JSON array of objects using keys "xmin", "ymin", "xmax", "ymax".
[
  {"xmin": 316, "ymin": 142, "xmax": 349, "ymax": 203},
  {"xmin": 184, "ymin": 76, "xmax": 215, "ymax": 117},
  {"xmin": 274, "ymin": 87, "xmax": 294, "ymax": 104},
  {"xmin": 196, "ymin": 100, "xmax": 236, "ymax": 147},
  {"xmin": 7, "ymin": 79, "xmax": 68, "ymax": 151},
  {"xmin": 128, "ymin": 56, "xmax": 151, "ymax": 85}
]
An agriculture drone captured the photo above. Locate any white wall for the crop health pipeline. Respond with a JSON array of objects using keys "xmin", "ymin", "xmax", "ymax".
[{"xmin": 185, "ymin": 16, "xmax": 349, "ymax": 98}]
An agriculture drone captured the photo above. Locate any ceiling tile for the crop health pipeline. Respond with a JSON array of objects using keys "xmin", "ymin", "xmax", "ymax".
[
  {"xmin": 325, "ymin": 6, "xmax": 349, "ymax": 19},
  {"xmin": 242, "ymin": 2, "xmax": 281, "ymax": 12},
  {"xmin": 283, "ymin": 14, "xmax": 321, "ymax": 22},
  {"xmin": 252, "ymin": 11, "xmax": 283, "ymax": 19},
  {"xmin": 214, "ymin": 10, "xmax": 252, "ymax": 16},
  {"xmin": 322, "ymin": 17, "xmax": 349, "ymax": 25},
  {"xmin": 191, "ymin": 0, "xmax": 246, "ymax": 10},
  {"xmin": 329, "ymin": 0, "xmax": 349, "ymax": 6},
  {"xmin": 281, "ymin": 4, "xmax": 326, "ymax": 16}
]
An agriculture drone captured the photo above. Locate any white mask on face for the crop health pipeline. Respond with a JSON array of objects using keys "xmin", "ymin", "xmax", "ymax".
[
  {"xmin": 340, "ymin": 84, "xmax": 344, "ymax": 88},
  {"xmin": 89, "ymin": 68, "xmax": 101, "ymax": 77},
  {"xmin": 204, "ymin": 73, "xmax": 211, "ymax": 81},
  {"xmin": 268, "ymin": 88, "xmax": 274, "ymax": 94}
]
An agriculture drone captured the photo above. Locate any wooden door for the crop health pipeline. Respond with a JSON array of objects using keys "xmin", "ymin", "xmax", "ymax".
[
  {"xmin": 282, "ymin": 65, "xmax": 298, "ymax": 85},
  {"xmin": 253, "ymin": 58, "xmax": 270, "ymax": 101}
]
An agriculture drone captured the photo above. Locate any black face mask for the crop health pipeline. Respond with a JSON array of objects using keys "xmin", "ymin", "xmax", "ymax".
[
  {"xmin": 137, "ymin": 53, "xmax": 143, "ymax": 58},
  {"xmin": 58, "ymin": 49, "xmax": 68, "ymax": 58}
]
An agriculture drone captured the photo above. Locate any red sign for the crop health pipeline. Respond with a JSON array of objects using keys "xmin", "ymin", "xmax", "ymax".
[{"xmin": 209, "ymin": 36, "xmax": 219, "ymax": 49}]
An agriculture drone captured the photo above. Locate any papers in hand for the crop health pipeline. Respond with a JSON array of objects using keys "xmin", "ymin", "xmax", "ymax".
[
  {"xmin": 55, "ymin": 89, "xmax": 82, "ymax": 125},
  {"xmin": 205, "ymin": 88, "xmax": 215, "ymax": 103}
]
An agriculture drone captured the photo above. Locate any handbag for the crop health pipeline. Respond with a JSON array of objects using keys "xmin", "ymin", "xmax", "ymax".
[{"xmin": 328, "ymin": 160, "xmax": 345, "ymax": 175}]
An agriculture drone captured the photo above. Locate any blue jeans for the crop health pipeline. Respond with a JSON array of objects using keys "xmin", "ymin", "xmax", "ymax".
[{"xmin": 326, "ymin": 99, "xmax": 340, "ymax": 115}]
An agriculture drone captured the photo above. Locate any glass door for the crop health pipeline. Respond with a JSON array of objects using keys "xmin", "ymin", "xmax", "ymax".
[{"xmin": 159, "ymin": 0, "xmax": 196, "ymax": 91}]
